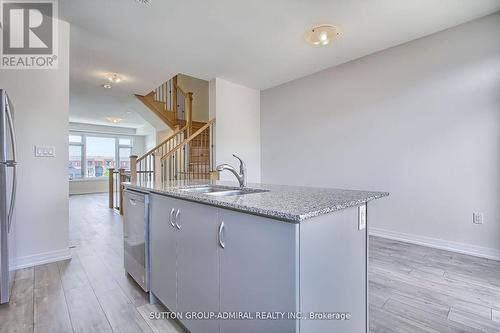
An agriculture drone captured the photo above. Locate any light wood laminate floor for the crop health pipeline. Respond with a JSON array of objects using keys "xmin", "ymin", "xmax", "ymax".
[{"xmin": 0, "ymin": 193, "xmax": 499, "ymax": 332}]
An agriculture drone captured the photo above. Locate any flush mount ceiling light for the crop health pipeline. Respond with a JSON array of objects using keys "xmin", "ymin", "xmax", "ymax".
[
  {"xmin": 106, "ymin": 117, "xmax": 123, "ymax": 124},
  {"xmin": 305, "ymin": 24, "xmax": 341, "ymax": 46},
  {"xmin": 102, "ymin": 83, "xmax": 112, "ymax": 89},
  {"xmin": 106, "ymin": 73, "xmax": 123, "ymax": 83}
]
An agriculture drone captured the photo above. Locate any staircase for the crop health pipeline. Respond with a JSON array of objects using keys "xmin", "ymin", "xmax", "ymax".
[
  {"xmin": 131, "ymin": 76, "xmax": 216, "ymax": 184},
  {"xmin": 135, "ymin": 75, "xmax": 194, "ymax": 131}
]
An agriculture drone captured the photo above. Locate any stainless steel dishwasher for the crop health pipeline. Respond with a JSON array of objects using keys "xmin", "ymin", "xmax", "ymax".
[{"xmin": 123, "ymin": 189, "xmax": 150, "ymax": 292}]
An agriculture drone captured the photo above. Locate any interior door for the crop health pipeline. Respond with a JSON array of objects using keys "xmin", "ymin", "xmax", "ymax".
[
  {"xmin": 150, "ymin": 194, "xmax": 178, "ymax": 311},
  {"xmin": 176, "ymin": 200, "xmax": 219, "ymax": 333}
]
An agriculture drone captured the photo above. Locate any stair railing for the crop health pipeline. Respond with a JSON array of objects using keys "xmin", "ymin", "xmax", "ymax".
[
  {"xmin": 161, "ymin": 119, "xmax": 216, "ymax": 182},
  {"xmin": 153, "ymin": 77, "xmax": 174, "ymax": 112},
  {"xmin": 130, "ymin": 125, "xmax": 189, "ymax": 184},
  {"xmin": 152, "ymin": 75, "xmax": 193, "ymax": 132}
]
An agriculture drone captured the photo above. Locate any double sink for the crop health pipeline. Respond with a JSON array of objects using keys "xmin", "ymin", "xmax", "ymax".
[{"xmin": 179, "ymin": 185, "xmax": 268, "ymax": 197}]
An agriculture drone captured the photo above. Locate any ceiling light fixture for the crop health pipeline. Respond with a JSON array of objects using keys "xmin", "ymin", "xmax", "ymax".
[
  {"xmin": 106, "ymin": 117, "xmax": 123, "ymax": 124},
  {"xmin": 106, "ymin": 73, "xmax": 123, "ymax": 83},
  {"xmin": 102, "ymin": 83, "xmax": 112, "ymax": 89},
  {"xmin": 135, "ymin": 0, "xmax": 151, "ymax": 4},
  {"xmin": 305, "ymin": 24, "xmax": 341, "ymax": 46}
]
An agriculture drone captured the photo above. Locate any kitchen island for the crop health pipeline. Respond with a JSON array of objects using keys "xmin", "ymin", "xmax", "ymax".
[{"xmin": 124, "ymin": 180, "xmax": 388, "ymax": 333}]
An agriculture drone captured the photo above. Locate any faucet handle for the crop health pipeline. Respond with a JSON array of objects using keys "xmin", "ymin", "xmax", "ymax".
[{"xmin": 232, "ymin": 154, "xmax": 245, "ymax": 173}]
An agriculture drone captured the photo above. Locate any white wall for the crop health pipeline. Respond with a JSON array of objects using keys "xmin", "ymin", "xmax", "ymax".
[
  {"xmin": 69, "ymin": 179, "xmax": 108, "ymax": 195},
  {"xmin": 0, "ymin": 22, "xmax": 71, "ymax": 268},
  {"xmin": 210, "ymin": 78, "xmax": 261, "ymax": 183},
  {"xmin": 261, "ymin": 14, "xmax": 500, "ymax": 258},
  {"xmin": 156, "ymin": 127, "xmax": 174, "ymax": 145},
  {"xmin": 69, "ymin": 122, "xmax": 136, "ymax": 136},
  {"xmin": 136, "ymin": 123, "xmax": 156, "ymax": 151},
  {"xmin": 177, "ymin": 74, "xmax": 209, "ymax": 122}
]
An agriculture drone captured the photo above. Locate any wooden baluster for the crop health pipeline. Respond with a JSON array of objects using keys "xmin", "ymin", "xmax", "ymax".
[{"xmin": 153, "ymin": 152, "xmax": 162, "ymax": 185}]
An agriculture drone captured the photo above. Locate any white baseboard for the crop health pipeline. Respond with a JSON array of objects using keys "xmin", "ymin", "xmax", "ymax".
[
  {"xmin": 14, "ymin": 248, "xmax": 72, "ymax": 269},
  {"xmin": 369, "ymin": 227, "xmax": 500, "ymax": 261}
]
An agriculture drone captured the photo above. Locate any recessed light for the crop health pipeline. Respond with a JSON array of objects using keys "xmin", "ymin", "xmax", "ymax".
[
  {"xmin": 102, "ymin": 83, "xmax": 112, "ymax": 89},
  {"xmin": 106, "ymin": 117, "xmax": 123, "ymax": 124},
  {"xmin": 305, "ymin": 25, "xmax": 341, "ymax": 46},
  {"xmin": 106, "ymin": 73, "xmax": 123, "ymax": 83}
]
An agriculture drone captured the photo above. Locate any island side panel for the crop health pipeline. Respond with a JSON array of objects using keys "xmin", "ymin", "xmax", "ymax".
[
  {"xmin": 299, "ymin": 204, "xmax": 367, "ymax": 333},
  {"xmin": 219, "ymin": 209, "xmax": 299, "ymax": 333}
]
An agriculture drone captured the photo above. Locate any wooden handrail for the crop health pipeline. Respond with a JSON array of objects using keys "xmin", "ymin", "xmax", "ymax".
[
  {"xmin": 137, "ymin": 125, "xmax": 188, "ymax": 162},
  {"xmin": 161, "ymin": 118, "xmax": 215, "ymax": 161}
]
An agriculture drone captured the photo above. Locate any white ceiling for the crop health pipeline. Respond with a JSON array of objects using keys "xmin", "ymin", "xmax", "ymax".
[{"xmin": 61, "ymin": 0, "xmax": 500, "ymax": 128}]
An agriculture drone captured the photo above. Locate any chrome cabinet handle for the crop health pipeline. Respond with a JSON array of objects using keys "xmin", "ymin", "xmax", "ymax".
[
  {"xmin": 218, "ymin": 221, "xmax": 225, "ymax": 248},
  {"xmin": 175, "ymin": 209, "xmax": 181, "ymax": 229},
  {"xmin": 169, "ymin": 208, "xmax": 175, "ymax": 228}
]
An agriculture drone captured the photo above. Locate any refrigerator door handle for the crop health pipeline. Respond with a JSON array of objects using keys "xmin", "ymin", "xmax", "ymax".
[{"xmin": 5, "ymin": 96, "xmax": 17, "ymax": 232}]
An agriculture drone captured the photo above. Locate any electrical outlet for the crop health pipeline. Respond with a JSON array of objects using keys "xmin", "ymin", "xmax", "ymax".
[
  {"xmin": 34, "ymin": 145, "xmax": 56, "ymax": 157},
  {"xmin": 473, "ymin": 212, "xmax": 483, "ymax": 224},
  {"xmin": 358, "ymin": 204, "xmax": 367, "ymax": 230}
]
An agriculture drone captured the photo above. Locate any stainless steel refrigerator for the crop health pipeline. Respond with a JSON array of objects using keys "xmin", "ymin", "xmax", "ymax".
[{"xmin": 0, "ymin": 89, "xmax": 17, "ymax": 304}]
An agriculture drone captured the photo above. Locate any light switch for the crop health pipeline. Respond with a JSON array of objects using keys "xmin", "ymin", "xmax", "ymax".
[
  {"xmin": 473, "ymin": 212, "xmax": 483, "ymax": 224},
  {"xmin": 34, "ymin": 145, "xmax": 56, "ymax": 157},
  {"xmin": 358, "ymin": 204, "xmax": 367, "ymax": 230}
]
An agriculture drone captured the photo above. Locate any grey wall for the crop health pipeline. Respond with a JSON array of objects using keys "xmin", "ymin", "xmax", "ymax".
[{"xmin": 261, "ymin": 14, "xmax": 500, "ymax": 255}]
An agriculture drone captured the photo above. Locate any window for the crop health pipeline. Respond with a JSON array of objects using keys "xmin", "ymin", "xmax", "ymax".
[
  {"xmin": 69, "ymin": 135, "xmax": 82, "ymax": 143},
  {"xmin": 86, "ymin": 136, "xmax": 116, "ymax": 178},
  {"xmin": 68, "ymin": 133, "xmax": 134, "ymax": 180},
  {"xmin": 68, "ymin": 144, "xmax": 83, "ymax": 180}
]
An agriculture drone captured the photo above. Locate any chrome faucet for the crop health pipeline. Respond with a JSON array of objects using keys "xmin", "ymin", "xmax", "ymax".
[{"xmin": 216, "ymin": 154, "xmax": 247, "ymax": 187}]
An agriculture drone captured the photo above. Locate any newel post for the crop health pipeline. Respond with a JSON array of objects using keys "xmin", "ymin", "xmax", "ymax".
[
  {"xmin": 186, "ymin": 92, "xmax": 193, "ymax": 136},
  {"xmin": 119, "ymin": 168, "xmax": 125, "ymax": 215},
  {"xmin": 172, "ymin": 76, "xmax": 178, "ymax": 124},
  {"xmin": 108, "ymin": 167, "xmax": 115, "ymax": 209},
  {"xmin": 130, "ymin": 155, "xmax": 138, "ymax": 182},
  {"xmin": 153, "ymin": 152, "xmax": 162, "ymax": 184}
]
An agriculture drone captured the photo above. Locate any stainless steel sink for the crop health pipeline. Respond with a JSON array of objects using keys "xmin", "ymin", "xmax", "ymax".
[
  {"xmin": 179, "ymin": 185, "xmax": 229, "ymax": 194},
  {"xmin": 179, "ymin": 185, "xmax": 268, "ymax": 197},
  {"xmin": 205, "ymin": 190, "xmax": 248, "ymax": 196}
]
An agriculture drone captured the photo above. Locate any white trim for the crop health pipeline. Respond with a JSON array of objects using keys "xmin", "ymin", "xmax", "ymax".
[
  {"xmin": 369, "ymin": 227, "xmax": 500, "ymax": 261},
  {"xmin": 14, "ymin": 248, "xmax": 72, "ymax": 269}
]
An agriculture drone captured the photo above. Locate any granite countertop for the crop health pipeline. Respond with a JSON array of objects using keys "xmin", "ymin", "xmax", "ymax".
[{"xmin": 125, "ymin": 180, "xmax": 388, "ymax": 223}]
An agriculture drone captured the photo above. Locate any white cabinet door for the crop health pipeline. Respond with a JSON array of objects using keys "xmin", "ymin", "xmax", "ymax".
[
  {"xmin": 150, "ymin": 194, "xmax": 179, "ymax": 311},
  {"xmin": 176, "ymin": 200, "xmax": 219, "ymax": 333},
  {"xmin": 219, "ymin": 209, "xmax": 299, "ymax": 333}
]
